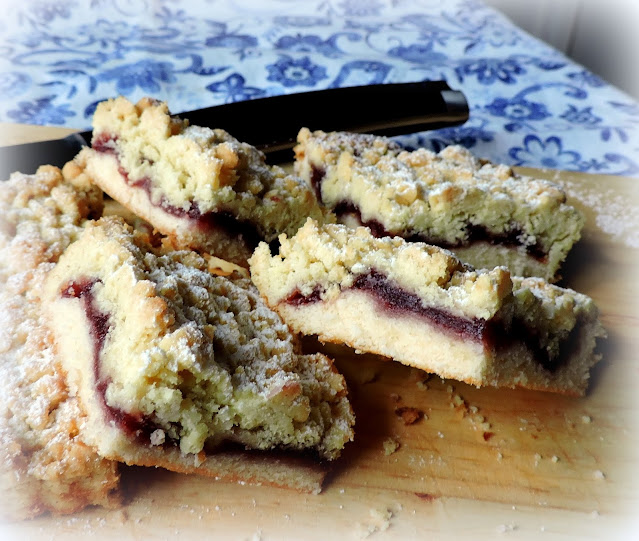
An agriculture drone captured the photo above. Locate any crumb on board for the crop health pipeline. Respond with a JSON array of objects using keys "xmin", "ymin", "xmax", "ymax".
[
  {"xmin": 496, "ymin": 523, "xmax": 518, "ymax": 533},
  {"xmin": 357, "ymin": 504, "xmax": 402, "ymax": 538},
  {"xmin": 415, "ymin": 373, "xmax": 431, "ymax": 390},
  {"xmin": 593, "ymin": 470, "xmax": 606, "ymax": 480},
  {"xmin": 383, "ymin": 437, "xmax": 400, "ymax": 455},
  {"xmin": 356, "ymin": 366, "xmax": 378, "ymax": 384},
  {"xmin": 395, "ymin": 407, "xmax": 424, "ymax": 425},
  {"xmin": 446, "ymin": 390, "xmax": 493, "ymax": 441}
]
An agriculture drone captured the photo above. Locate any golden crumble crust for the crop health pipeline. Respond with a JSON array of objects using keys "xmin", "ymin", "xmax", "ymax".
[{"xmin": 0, "ymin": 164, "xmax": 103, "ymax": 280}]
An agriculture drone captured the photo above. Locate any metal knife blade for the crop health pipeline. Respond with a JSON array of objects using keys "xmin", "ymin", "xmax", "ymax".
[{"xmin": 0, "ymin": 81, "xmax": 468, "ymax": 178}]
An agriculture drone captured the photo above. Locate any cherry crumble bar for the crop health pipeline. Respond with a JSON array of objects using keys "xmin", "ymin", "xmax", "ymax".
[
  {"xmin": 43, "ymin": 218, "xmax": 354, "ymax": 493},
  {"xmin": 77, "ymin": 97, "xmax": 330, "ymax": 266},
  {"xmin": 294, "ymin": 128, "xmax": 585, "ymax": 282},
  {"xmin": 249, "ymin": 219, "xmax": 605, "ymax": 396}
]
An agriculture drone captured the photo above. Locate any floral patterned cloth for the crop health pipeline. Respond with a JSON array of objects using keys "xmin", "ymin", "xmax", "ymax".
[{"xmin": 2, "ymin": 0, "xmax": 638, "ymax": 176}]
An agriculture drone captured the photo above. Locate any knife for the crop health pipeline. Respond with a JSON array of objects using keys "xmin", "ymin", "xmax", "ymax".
[{"xmin": 0, "ymin": 81, "xmax": 468, "ymax": 178}]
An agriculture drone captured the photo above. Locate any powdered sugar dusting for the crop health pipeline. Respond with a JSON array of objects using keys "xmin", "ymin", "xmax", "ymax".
[
  {"xmin": 0, "ymin": 167, "xmax": 119, "ymax": 520},
  {"xmin": 560, "ymin": 178, "xmax": 639, "ymax": 248}
]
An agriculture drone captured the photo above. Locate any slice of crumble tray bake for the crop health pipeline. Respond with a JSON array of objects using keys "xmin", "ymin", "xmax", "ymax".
[
  {"xmin": 249, "ymin": 219, "xmax": 605, "ymax": 396},
  {"xmin": 43, "ymin": 217, "xmax": 354, "ymax": 494},
  {"xmin": 294, "ymin": 128, "xmax": 584, "ymax": 282},
  {"xmin": 0, "ymin": 165, "xmax": 121, "ymax": 520},
  {"xmin": 76, "ymin": 96, "xmax": 330, "ymax": 266}
]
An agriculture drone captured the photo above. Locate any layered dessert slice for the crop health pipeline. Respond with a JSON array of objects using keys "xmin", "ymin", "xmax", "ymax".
[
  {"xmin": 249, "ymin": 219, "xmax": 605, "ymax": 396},
  {"xmin": 77, "ymin": 96, "xmax": 329, "ymax": 266},
  {"xmin": 0, "ymin": 166, "xmax": 120, "ymax": 520},
  {"xmin": 294, "ymin": 128, "xmax": 584, "ymax": 282},
  {"xmin": 43, "ymin": 217, "xmax": 354, "ymax": 494}
]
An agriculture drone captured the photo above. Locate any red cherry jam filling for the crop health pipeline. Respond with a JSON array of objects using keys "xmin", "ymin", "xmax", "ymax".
[
  {"xmin": 351, "ymin": 270, "xmax": 490, "ymax": 343},
  {"xmin": 310, "ymin": 163, "xmax": 547, "ymax": 261},
  {"xmin": 310, "ymin": 165, "xmax": 325, "ymax": 204},
  {"xmin": 61, "ymin": 278, "xmax": 175, "ymax": 446},
  {"xmin": 92, "ymin": 133, "xmax": 119, "ymax": 155},
  {"xmin": 333, "ymin": 200, "xmax": 547, "ymax": 262}
]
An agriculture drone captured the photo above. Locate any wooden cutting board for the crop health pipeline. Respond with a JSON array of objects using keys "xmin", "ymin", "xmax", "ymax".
[{"xmin": 1, "ymin": 124, "xmax": 638, "ymax": 540}]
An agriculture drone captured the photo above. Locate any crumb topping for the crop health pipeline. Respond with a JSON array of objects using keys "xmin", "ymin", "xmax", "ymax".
[{"xmin": 0, "ymin": 164, "xmax": 103, "ymax": 280}]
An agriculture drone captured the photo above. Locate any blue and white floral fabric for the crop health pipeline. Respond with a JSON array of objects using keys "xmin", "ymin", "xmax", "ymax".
[{"xmin": 1, "ymin": 0, "xmax": 638, "ymax": 176}]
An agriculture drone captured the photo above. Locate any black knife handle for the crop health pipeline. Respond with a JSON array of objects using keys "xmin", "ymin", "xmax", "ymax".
[
  {"xmin": 0, "ymin": 81, "xmax": 468, "ymax": 178},
  {"xmin": 181, "ymin": 80, "xmax": 468, "ymax": 154},
  {"xmin": 0, "ymin": 132, "xmax": 90, "ymax": 180}
]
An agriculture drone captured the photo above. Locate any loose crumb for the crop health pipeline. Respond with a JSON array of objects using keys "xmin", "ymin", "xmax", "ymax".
[
  {"xmin": 496, "ymin": 523, "xmax": 518, "ymax": 533},
  {"xmin": 395, "ymin": 406, "xmax": 424, "ymax": 425},
  {"xmin": 383, "ymin": 437, "xmax": 400, "ymax": 455},
  {"xmin": 357, "ymin": 505, "xmax": 401, "ymax": 538},
  {"xmin": 447, "ymin": 391, "xmax": 493, "ymax": 440},
  {"xmin": 551, "ymin": 455, "xmax": 559, "ymax": 463},
  {"xmin": 593, "ymin": 470, "xmax": 606, "ymax": 480},
  {"xmin": 582, "ymin": 415, "xmax": 592, "ymax": 424}
]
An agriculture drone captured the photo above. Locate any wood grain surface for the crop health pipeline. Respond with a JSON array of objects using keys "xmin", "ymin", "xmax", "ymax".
[{"xmin": 1, "ymin": 124, "xmax": 638, "ymax": 540}]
